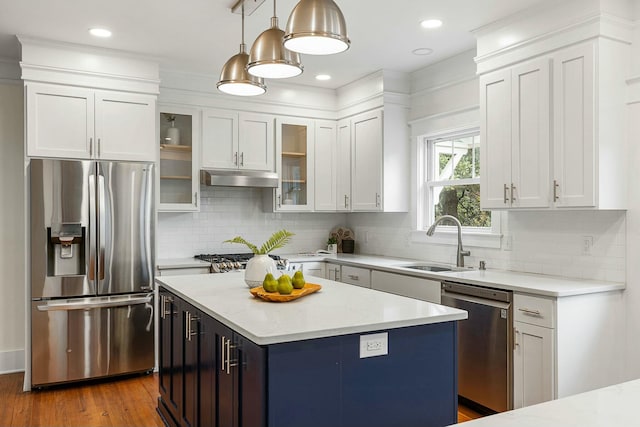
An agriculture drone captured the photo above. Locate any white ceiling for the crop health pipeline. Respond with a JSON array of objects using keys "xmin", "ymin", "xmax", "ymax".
[{"xmin": 0, "ymin": 0, "xmax": 553, "ymax": 89}]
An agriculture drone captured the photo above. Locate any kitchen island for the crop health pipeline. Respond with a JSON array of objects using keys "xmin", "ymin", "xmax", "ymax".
[{"xmin": 156, "ymin": 272, "xmax": 467, "ymax": 427}]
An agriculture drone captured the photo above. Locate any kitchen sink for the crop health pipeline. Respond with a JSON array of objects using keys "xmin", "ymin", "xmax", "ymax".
[{"xmin": 402, "ymin": 265, "xmax": 452, "ymax": 272}]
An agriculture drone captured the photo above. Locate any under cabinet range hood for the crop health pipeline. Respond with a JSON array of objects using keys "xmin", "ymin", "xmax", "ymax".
[{"xmin": 200, "ymin": 169, "xmax": 279, "ymax": 188}]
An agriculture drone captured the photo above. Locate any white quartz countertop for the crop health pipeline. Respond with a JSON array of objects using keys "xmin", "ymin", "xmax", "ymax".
[
  {"xmin": 155, "ymin": 272, "xmax": 467, "ymax": 345},
  {"xmin": 448, "ymin": 378, "xmax": 640, "ymax": 427},
  {"xmin": 157, "ymin": 254, "xmax": 625, "ymax": 297}
]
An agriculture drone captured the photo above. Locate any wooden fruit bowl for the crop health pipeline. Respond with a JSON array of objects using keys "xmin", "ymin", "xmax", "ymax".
[{"xmin": 250, "ymin": 283, "xmax": 322, "ymax": 302}]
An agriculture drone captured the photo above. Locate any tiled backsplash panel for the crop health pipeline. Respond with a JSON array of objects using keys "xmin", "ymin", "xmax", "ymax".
[
  {"xmin": 349, "ymin": 210, "xmax": 626, "ymax": 282},
  {"xmin": 157, "ymin": 186, "xmax": 347, "ymax": 258}
]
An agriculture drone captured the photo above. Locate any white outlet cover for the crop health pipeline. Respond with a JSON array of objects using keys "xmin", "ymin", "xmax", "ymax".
[{"xmin": 359, "ymin": 332, "xmax": 388, "ymax": 358}]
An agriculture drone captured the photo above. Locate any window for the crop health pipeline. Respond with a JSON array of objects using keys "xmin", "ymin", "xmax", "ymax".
[{"xmin": 420, "ymin": 129, "xmax": 493, "ymax": 233}]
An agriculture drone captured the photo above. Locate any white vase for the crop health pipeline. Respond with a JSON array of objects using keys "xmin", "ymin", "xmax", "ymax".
[
  {"xmin": 166, "ymin": 126, "xmax": 180, "ymax": 145},
  {"xmin": 244, "ymin": 254, "xmax": 277, "ymax": 288}
]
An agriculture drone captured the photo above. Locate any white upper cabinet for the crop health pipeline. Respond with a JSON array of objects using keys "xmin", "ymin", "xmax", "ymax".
[
  {"xmin": 478, "ymin": 17, "xmax": 629, "ymax": 211},
  {"xmin": 26, "ymin": 83, "xmax": 156, "ymax": 161},
  {"xmin": 201, "ymin": 110, "xmax": 274, "ymax": 172},
  {"xmin": 314, "ymin": 120, "xmax": 337, "ymax": 212},
  {"xmin": 351, "ymin": 110, "xmax": 383, "ymax": 211},
  {"xmin": 480, "ymin": 58, "xmax": 550, "ymax": 209},
  {"xmin": 348, "ymin": 106, "xmax": 409, "ymax": 212},
  {"xmin": 551, "ymin": 43, "xmax": 595, "ymax": 208},
  {"xmin": 273, "ymin": 117, "xmax": 315, "ymax": 211},
  {"xmin": 336, "ymin": 119, "xmax": 352, "ymax": 211},
  {"xmin": 94, "ymin": 90, "xmax": 156, "ymax": 161}
]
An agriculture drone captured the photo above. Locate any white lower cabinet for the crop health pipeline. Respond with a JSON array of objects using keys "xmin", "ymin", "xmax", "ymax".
[
  {"xmin": 287, "ymin": 261, "xmax": 325, "ymax": 278},
  {"xmin": 512, "ymin": 290, "xmax": 624, "ymax": 409},
  {"xmin": 325, "ymin": 262, "xmax": 341, "ymax": 281},
  {"xmin": 340, "ymin": 265, "xmax": 371, "ymax": 288},
  {"xmin": 513, "ymin": 320, "xmax": 554, "ymax": 409},
  {"xmin": 370, "ymin": 271, "xmax": 441, "ymax": 304}
]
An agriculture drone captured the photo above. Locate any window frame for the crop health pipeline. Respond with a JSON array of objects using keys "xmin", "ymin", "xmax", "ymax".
[{"xmin": 412, "ymin": 127, "xmax": 501, "ymax": 249}]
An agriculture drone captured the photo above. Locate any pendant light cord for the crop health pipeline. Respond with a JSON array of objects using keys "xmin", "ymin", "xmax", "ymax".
[
  {"xmin": 241, "ymin": 0, "xmax": 245, "ymax": 47},
  {"xmin": 273, "ymin": 0, "xmax": 276, "ymax": 18}
]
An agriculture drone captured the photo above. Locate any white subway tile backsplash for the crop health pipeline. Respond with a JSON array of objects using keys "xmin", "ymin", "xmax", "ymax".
[{"xmin": 157, "ymin": 186, "xmax": 347, "ymax": 258}]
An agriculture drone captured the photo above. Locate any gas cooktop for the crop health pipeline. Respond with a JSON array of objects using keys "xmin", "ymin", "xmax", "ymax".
[{"xmin": 194, "ymin": 253, "xmax": 288, "ymax": 273}]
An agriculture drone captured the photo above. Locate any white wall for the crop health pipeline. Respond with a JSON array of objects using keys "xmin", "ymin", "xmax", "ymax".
[
  {"xmin": 0, "ymin": 81, "xmax": 25, "ymax": 373},
  {"xmin": 157, "ymin": 186, "xmax": 347, "ymax": 258}
]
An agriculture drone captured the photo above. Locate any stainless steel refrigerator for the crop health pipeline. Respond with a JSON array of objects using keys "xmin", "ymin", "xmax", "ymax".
[{"xmin": 30, "ymin": 158, "xmax": 155, "ymax": 387}]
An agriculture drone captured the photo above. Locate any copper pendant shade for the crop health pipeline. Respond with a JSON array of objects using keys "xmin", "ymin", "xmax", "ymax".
[{"xmin": 283, "ymin": 0, "xmax": 350, "ymax": 55}]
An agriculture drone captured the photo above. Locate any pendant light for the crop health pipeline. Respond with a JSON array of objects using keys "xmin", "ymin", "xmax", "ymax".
[
  {"xmin": 247, "ymin": 0, "xmax": 303, "ymax": 79},
  {"xmin": 217, "ymin": 1, "xmax": 266, "ymax": 96},
  {"xmin": 283, "ymin": 0, "xmax": 350, "ymax": 55}
]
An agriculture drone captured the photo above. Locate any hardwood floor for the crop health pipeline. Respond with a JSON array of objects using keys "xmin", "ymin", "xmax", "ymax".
[
  {"xmin": 0, "ymin": 372, "xmax": 163, "ymax": 427},
  {"xmin": 458, "ymin": 403, "xmax": 485, "ymax": 423},
  {"xmin": 1, "ymin": 371, "xmax": 483, "ymax": 426}
]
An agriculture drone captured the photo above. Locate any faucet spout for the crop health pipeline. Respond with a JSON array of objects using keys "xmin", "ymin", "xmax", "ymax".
[{"xmin": 426, "ymin": 215, "xmax": 470, "ymax": 268}]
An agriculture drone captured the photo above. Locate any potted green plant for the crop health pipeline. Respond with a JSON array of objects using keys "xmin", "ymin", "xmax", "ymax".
[
  {"xmin": 327, "ymin": 236, "xmax": 338, "ymax": 254},
  {"xmin": 224, "ymin": 229, "xmax": 294, "ymax": 287}
]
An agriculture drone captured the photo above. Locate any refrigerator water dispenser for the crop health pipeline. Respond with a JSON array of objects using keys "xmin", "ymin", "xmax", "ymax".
[{"xmin": 48, "ymin": 223, "xmax": 85, "ymax": 276}]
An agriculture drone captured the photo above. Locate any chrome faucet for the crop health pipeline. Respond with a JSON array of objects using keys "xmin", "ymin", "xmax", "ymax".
[{"xmin": 426, "ymin": 215, "xmax": 471, "ymax": 268}]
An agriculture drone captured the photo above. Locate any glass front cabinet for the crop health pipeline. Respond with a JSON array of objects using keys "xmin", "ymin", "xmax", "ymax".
[
  {"xmin": 158, "ymin": 106, "xmax": 200, "ymax": 211},
  {"xmin": 274, "ymin": 117, "xmax": 315, "ymax": 211}
]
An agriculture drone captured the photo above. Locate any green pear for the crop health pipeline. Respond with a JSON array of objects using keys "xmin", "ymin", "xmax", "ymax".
[
  {"xmin": 263, "ymin": 273, "xmax": 278, "ymax": 293},
  {"xmin": 277, "ymin": 274, "xmax": 293, "ymax": 295},
  {"xmin": 292, "ymin": 270, "xmax": 306, "ymax": 289}
]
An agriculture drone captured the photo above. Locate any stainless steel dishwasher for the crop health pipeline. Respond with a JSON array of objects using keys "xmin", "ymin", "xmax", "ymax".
[{"xmin": 441, "ymin": 281, "xmax": 513, "ymax": 414}]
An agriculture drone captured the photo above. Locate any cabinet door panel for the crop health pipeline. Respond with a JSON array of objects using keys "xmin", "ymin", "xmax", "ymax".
[
  {"xmin": 95, "ymin": 91, "xmax": 156, "ymax": 161},
  {"xmin": 351, "ymin": 111, "xmax": 382, "ymax": 211},
  {"xmin": 274, "ymin": 117, "xmax": 314, "ymax": 211},
  {"xmin": 240, "ymin": 113, "xmax": 274, "ymax": 171},
  {"xmin": 314, "ymin": 120, "xmax": 337, "ymax": 211},
  {"xmin": 336, "ymin": 120, "xmax": 351, "ymax": 211},
  {"xmin": 552, "ymin": 43, "xmax": 595, "ymax": 208},
  {"xmin": 202, "ymin": 109, "xmax": 239, "ymax": 169},
  {"xmin": 511, "ymin": 59, "xmax": 550, "ymax": 208},
  {"xmin": 26, "ymin": 83, "xmax": 93, "ymax": 159},
  {"xmin": 371, "ymin": 271, "xmax": 441, "ymax": 304},
  {"xmin": 513, "ymin": 321, "xmax": 554, "ymax": 409},
  {"xmin": 480, "ymin": 70, "xmax": 512, "ymax": 209}
]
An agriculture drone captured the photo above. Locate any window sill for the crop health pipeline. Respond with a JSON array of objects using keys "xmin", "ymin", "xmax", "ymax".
[{"xmin": 410, "ymin": 229, "xmax": 502, "ymax": 249}]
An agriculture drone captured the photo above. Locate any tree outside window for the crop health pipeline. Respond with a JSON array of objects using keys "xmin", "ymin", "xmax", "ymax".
[{"xmin": 426, "ymin": 132, "xmax": 491, "ymax": 228}]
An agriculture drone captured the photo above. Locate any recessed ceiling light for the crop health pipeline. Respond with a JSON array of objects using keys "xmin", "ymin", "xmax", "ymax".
[
  {"xmin": 315, "ymin": 74, "xmax": 331, "ymax": 81},
  {"xmin": 420, "ymin": 19, "xmax": 443, "ymax": 29},
  {"xmin": 412, "ymin": 48, "xmax": 434, "ymax": 56},
  {"xmin": 89, "ymin": 28, "xmax": 112, "ymax": 38}
]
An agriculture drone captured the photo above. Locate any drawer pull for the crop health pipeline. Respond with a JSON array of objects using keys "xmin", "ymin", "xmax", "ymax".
[
  {"xmin": 348, "ymin": 275, "xmax": 359, "ymax": 280},
  {"xmin": 518, "ymin": 308, "xmax": 542, "ymax": 316}
]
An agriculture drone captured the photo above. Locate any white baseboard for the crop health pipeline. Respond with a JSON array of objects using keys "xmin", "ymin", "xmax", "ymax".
[{"xmin": 0, "ymin": 349, "xmax": 25, "ymax": 374}]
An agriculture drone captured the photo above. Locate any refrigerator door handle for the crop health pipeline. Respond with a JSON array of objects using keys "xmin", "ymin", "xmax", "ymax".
[
  {"xmin": 97, "ymin": 172, "xmax": 106, "ymax": 282},
  {"xmin": 36, "ymin": 294, "xmax": 153, "ymax": 311},
  {"xmin": 88, "ymin": 172, "xmax": 97, "ymax": 282}
]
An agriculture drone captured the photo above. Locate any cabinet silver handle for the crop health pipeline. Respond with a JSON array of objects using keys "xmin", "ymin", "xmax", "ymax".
[
  {"xmin": 223, "ymin": 337, "xmax": 238, "ymax": 374},
  {"xmin": 553, "ymin": 180, "xmax": 560, "ymax": 202},
  {"xmin": 89, "ymin": 137, "xmax": 93, "ymax": 157},
  {"xmin": 278, "ymin": 194, "xmax": 282, "ymax": 208},
  {"xmin": 97, "ymin": 138, "xmax": 101, "ymax": 157},
  {"xmin": 348, "ymin": 274, "xmax": 359, "ymax": 281},
  {"xmin": 240, "ymin": 152, "xmax": 244, "ymax": 167},
  {"xmin": 194, "ymin": 192, "xmax": 198, "ymax": 207},
  {"xmin": 185, "ymin": 311, "xmax": 198, "ymax": 341},
  {"xmin": 503, "ymin": 184, "xmax": 509, "ymax": 204},
  {"xmin": 160, "ymin": 295, "xmax": 165, "ymax": 319},
  {"xmin": 514, "ymin": 328, "xmax": 519, "ymax": 350},
  {"xmin": 344, "ymin": 194, "xmax": 349, "ymax": 208},
  {"xmin": 220, "ymin": 336, "xmax": 226, "ymax": 371},
  {"xmin": 376, "ymin": 193, "xmax": 381, "ymax": 207},
  {"xmin": 511, "ymin": 184, "xmax": 516, "ymax": 201},
  {"xmin": 234, "ymin": 152, "xmax": 238, "ymax": 166},
  {"xmin": 518, "ymin": 308, "xmax": 542, "ymax": 316}
]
